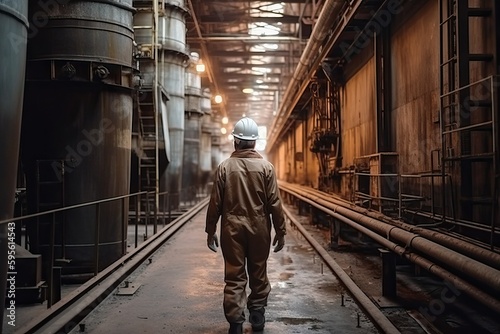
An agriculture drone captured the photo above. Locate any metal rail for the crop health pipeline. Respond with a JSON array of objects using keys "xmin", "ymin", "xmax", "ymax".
[
  {"xmin": 283, "ymin": 205, "xmax": 401, "ymax": 334},
  {"xmin": 17, "ymin": 197, "xmax": 209, "ymax": 334}
]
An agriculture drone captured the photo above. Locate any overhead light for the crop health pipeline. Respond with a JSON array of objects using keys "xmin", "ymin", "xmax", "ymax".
[
  {"xmin": 215, "ymin": 95, "xmax": 223, "ymax": 104},
  {"xmin": 196, "ymin": 63, "xmax": 205, "ymax": 72},
  {"xmin": 242, "ymin": 88, "xmax": 254, "ymax": 94},
  {"xmin": 222, "ymin": 116, "xmax": 228, "ymax": 124},
  {"xmin": 221, "ymin": 127, "xmax": 227, "ymax": 134},
  {"xmin": 262, "ymin": 43, "xmax": 279, "ymax": 50},
  {"xmin": 251, "ymin": 67, "xmax": 271, "ymax": 73},
  {"xmin": 256, "ymin": 79, "xmax": 264, "ymax": 84}
]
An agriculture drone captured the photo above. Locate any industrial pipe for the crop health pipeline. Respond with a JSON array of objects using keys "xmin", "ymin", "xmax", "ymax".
[
  {"xmin": 280, "ymin": 184, "xmax": 500, "ymax": 300},
  {"xmin": 290, "ymin": 183, "xmax": 500, "ymax": 269},
  {"xmin": 268, "ymin": 0, "xmax": 346, "ymax": 147},
  {"xmin": 284, "ymin": 198, "xmax": 500, "ymax": 314}
]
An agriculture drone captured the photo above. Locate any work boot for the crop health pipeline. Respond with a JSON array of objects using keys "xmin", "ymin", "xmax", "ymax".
[
  {"xmin": 228, "ymin": 322, "xmax": 243, "ymax": 334},
  {"xmin": 249, "ymin": 308, "xmax": 265, "ymax": 331}
]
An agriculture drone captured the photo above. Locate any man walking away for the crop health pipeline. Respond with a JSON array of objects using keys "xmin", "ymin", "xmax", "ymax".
[{"xmin": 205, "ymin": 117, "xmax": 286, "ymax": 334}]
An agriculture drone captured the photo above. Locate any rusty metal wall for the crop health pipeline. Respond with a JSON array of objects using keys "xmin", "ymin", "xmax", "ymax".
[
  {"xmin": 22, "ymin": 0, "xmax": 134, "ymax": 273},
  {"xmin": 272, "ymin": 0, "xmax": 497, "ymax": 230},
  {"xmin": 341, "ymin": 58, "xmax": 377, "ymax": 165},
  {"xmin": 391, "ymin": 1, "xmax": 439, "ymax": 174},
  {"xmin": 0, "ymin": 0, "xmax": 28, "ymax": 325}
]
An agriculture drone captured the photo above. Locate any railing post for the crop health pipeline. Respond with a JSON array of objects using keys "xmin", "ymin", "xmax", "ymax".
[
  {"xmin": 135, "ymin": 193, "xmax": 139, "ymax": 248},
  {"xmin": 144, "ymin": 193, "xmax": 149, "ymax": 240},
  {"xmin": 94, "ymin": 203, "xmax": 100, "ymax": 276},
  {"xmin": 398, "ymin": 174, "xmax": 402, "ymax": 219},
  {"xmin": 47, "ymin": 212, "xmax": 56, "ymax": 308},
  {"xmin": 162, "ymin": 193, "xmax": 166, "ymax": 227},
  {"xmin": 168, "ymin": 193, "xmax": 171, "ymax": 224},
  {"xmin": 154, "ymin": 192, "xmax": 158, "ymax": 235},
  {"xmin": 379, "ymin": 248, "xmax": 397, "ymax": 298},
  {"xmin": 122, "ymin": 197, "xmax": 126, "ymax": 255}
]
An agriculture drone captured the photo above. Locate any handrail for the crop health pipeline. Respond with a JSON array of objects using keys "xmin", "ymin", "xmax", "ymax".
[{"xmin": 0, "ymin": 191, "xmax": 148, "ymax": 226}]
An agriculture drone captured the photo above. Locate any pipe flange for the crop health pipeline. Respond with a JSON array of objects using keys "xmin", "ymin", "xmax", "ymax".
[{"xmin": 94, "ymin": 65, "xmax": 110, "ymax": 80}]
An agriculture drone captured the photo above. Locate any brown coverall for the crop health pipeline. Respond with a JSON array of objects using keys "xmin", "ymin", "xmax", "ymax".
[{"xmin": 205, "ymin": 148, "xmax": 286, "ymax": 323}]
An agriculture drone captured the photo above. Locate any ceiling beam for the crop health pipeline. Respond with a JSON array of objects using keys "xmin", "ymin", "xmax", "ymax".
[
  {"xmin": 187, "ymin": 35, "xmax": 303, "ymax": 43},
  {"xmin": 190, "ymin": 0, "xmax": 306, "ymax": 2},
  {"xmin": 208, "ymin": 50, "xmax": 300, "ymax": 57},
  {"xmin": 219, "ymin": 73, "xmax": 284, "ymax": 78},
  {"xmin": 195, "ymin": 14, "xmax": 302, "ymax": 24},
  {"xmin": 215, "ymin": 62, "xmax": 288, "ymax": 68}
]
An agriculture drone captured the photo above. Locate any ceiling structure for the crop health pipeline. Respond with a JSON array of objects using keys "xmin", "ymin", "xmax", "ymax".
[
  {"xmin": 185, "ymin": 0, "xmax": 391, "ymax": 149},
  {"xmin": 185, "ymin": 0, "xmax": 319, "ymax": 143}
]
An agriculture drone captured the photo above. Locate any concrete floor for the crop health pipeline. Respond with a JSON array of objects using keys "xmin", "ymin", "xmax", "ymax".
[{"xmin": 69, "ymin": 209, "xmax": 379, "ymax": 334}]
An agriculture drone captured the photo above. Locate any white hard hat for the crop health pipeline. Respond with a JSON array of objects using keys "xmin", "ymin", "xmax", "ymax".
[{"xmin": 232, "ymin": 117, "xmax": 259, "ymax": 141}]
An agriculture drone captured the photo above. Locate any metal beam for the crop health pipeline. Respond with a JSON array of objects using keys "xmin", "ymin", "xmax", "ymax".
[
  {"xmin": 208, "ymin": 50, "xmax": 300, "ymax": 57},
  {"xmin": 188, "ymin": 35, "xmax": 303, "ymax": 42},
  {"xmin": 191, "ymin": 0, "xmax": 307, "ymax": 2},
  {"xmin": 196, "ymin": 14, "xmax": 302, "ymax": 24}
]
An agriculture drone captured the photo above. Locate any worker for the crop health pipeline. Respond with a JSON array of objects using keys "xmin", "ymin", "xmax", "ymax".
[{"xmin": 205, "ymin": 117, "xmax": 287, "ymax": 334}]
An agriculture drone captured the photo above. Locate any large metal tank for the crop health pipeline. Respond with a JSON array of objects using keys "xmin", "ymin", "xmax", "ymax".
[
  {"xmin": 182, "ymin": 55, "xmax": 203, "ymax": 201},
  {"xmin": 22, "ymin": 0, "xmax": 135, "ymax": 275},
  {"xmin": 200, "ymin": 88, "xmax": 213, "ymax": 194},
  {"xmin": 159, "ymin": 0, "xmax": 189, "ymax": 209},
  {"xmin": 0, "ymin": 0, "xmax": 28, "ymax": 324},
  {"xmin": 211, "ymin": 115, "xmax": 224, "ymax": 171}
]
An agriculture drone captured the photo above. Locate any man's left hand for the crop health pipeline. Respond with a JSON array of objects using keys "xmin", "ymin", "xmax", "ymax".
[{"xmin": 207, "ymin": 233, "xmax": 219, "ymax": 252}]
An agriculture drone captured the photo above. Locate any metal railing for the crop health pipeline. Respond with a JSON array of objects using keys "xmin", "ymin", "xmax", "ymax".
[
  {"xmin": 3, "ymin": 187, "xmax": 208, "ymax": 309},
  {"xmin": 1, "ymin": 191, "xmax": 147, "ymax": 308}
]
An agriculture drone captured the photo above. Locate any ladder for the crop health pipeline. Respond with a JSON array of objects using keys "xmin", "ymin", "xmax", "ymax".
[
  {"xmin": 439, "ymin": 0, "xmax": 498, "ymax": 245},
  {"xmin": 137, "ymin": 85, "xmax": 159, "ymax": 233},
  {"xmin": 133, "ymin": 0, "xmax": 162, "ymax": 234},
  {"xmin": 34, "ymin": 160, "xmax": 67, "ymax": 260}
]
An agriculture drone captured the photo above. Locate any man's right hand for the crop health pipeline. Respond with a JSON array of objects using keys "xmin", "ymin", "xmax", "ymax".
[{"xmin": 207, "ymin": 233, "xmax": 219, "ymax": 252}]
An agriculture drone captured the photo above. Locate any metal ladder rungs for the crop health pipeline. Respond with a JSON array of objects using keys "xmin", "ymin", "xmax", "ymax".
[
  {"xmin": 468, "ymin": 8, "xmax": 492, "ymax": 17},
  {"xmin": 469, "ymin": 53, "xmax": 494, "ymax": 62}
]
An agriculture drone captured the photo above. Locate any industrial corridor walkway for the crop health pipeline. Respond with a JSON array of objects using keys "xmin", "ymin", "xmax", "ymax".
[{"xmin": 68, "ymin": 208, "xmax": 378, "ymax": 334}]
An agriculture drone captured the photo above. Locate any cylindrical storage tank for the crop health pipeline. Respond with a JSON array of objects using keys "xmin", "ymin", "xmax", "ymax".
[
  {"xmin": 22, "ymin": 0, "xmax": 134, "ymax": 275},
  {"xmin": 159, "ymin": 2, "xmax": 187, "ymax": 54},
  {"xmin": 159, "ymin": 0, "xmax": 188, "ymax": 209},
  {"xmin": 200, "ymin": 88, "xmax": 213, "ymax": 194},
  {"xmin": 160, "ymin": 53, "xmax": 186, "ymax": 209},
  {"xmin": 0, "ymin": 0, "xmax": 28, "ymax": 324},
  {"xmin": 211, "ymin": 115, "xmax": 223, "ymax": 170},
  {"xmin": 182, "ymin": 56, "xmax": 203, "ymax": 201}
]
